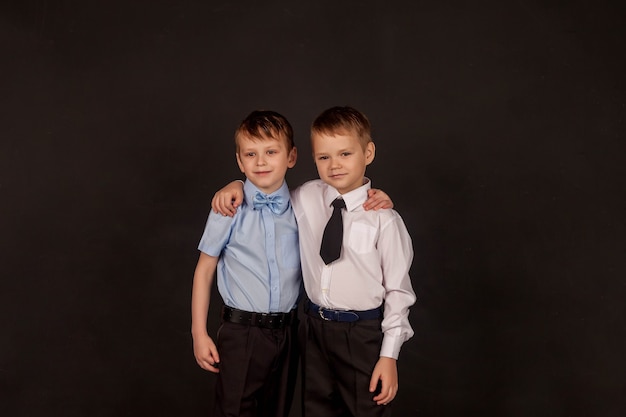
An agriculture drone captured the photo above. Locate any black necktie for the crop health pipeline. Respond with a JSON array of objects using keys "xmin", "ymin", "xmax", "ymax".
[{"xmin": 320, "ymin": 198, "xmax": 345, "ymax": 264}]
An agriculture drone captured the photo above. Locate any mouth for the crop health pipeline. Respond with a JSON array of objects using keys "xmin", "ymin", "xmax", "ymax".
[
  {"xmin": 328, "ymin": 173, "xmax": 345, "ymax": 179},
  {"xmin": 255, "ymin": 171, "xmax": 272, "ymax": 175}
]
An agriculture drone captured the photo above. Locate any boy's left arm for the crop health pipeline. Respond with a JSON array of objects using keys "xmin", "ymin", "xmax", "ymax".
[
  {"xmin": 363, "ymin": 188, "xmax": 394, "ymax": 211},
  {"xmin": 372, "ymin": 213, "xmax": 417, "ymax": 405},
  {"xmin": 370, "ymin": 357, "xmax": 399, "ymax": 405}
]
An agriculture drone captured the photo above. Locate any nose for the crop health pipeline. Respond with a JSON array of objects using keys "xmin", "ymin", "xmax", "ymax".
[
  {"xmin": 256, "ymin": 154, "xmax": 267, "ymax": 166},
  {"xmin": 330, "ymin": 157, "xmax": 341, "ymax": 169}
]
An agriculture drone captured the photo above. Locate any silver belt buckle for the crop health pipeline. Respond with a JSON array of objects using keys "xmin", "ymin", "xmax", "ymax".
[{"xmin": 318, "ymin": 306, "xmax": 331, "ymax": 320}]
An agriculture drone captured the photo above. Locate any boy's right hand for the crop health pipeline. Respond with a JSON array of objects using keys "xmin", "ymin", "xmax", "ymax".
[
  {"xmin": 193, "ymin": 333, "xmax": 220, "ymax": 373},
  {"xmin": 211, "ymin": 180, "xmax": 245, "ymax": 217}
]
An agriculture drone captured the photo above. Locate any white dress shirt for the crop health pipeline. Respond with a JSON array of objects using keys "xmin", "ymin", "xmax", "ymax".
[{"xmin": 291, "ymin": 179, "xmax": 416, "ymax": 359}]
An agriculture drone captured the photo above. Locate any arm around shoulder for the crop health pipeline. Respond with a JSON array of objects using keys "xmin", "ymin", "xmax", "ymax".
[{"xmin": 211, "ymin": 180, "xmax": 245, "ymax": 217}]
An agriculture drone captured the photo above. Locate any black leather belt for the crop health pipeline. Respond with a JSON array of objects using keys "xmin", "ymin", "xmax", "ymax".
[
  {"xmin": 222, "ymin": 306, "xmax": 296, "ymax": 329},
  {"xmin": 306, "ymin": 300, "xmax": 382, "ymax": 322}
]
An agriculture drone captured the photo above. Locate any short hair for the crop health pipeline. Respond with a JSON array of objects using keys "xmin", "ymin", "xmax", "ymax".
[
  {"xmin": 311, "ymin": 106, "xmax": 372, "ymax": 149},
  {"xmin": 235, "ymin": 110, "xmax": 295, "ymax": 152}
]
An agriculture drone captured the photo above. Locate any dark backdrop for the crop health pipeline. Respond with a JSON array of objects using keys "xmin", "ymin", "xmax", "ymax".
[{"xmin": 1, "ymin": 1, "xmax": 624, "ymax": 416}]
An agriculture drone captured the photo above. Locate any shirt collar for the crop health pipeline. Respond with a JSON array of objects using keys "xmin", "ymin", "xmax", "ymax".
[{"xmin": 322, "ymin": 178, "xmax": 371, "ymax": 212}]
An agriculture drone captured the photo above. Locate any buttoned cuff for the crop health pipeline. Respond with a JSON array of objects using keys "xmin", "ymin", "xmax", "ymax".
[{"xmin": 380, "ymin": 334, "xmax": 405, "ymax": 359}]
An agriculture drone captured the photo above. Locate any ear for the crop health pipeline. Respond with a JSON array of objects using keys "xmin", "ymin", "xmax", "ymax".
[
  {"xmin": 364, "ymin": 142, "xmax": 376, "ymax": 165},
  {"xmin": 287, "ymin": 146, "xmax": 298, "ymax": 168},
  {"xmin": 235, "ymin": 152, "xmax": 245, "ymax": 173}
]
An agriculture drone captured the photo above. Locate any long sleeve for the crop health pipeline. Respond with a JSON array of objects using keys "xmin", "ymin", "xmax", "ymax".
[{"xmin": 377, "ymin": 212, "xmax": 417, "ymax": 359}]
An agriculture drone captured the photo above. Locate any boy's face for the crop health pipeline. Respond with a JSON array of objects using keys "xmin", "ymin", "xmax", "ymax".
[
  {"xmin": 311, "ymin": 131, "xmax": 375, "ymax": 195},
  {"xmin": 236, "ymin": 134, "xmax": 297, "ymax": 194}
]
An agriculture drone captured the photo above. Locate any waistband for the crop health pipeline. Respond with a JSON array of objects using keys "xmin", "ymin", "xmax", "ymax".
[
  {"xmin": 306, "ymin": 300, "xmax": 382, "ymax": 322},
  {"xmin": 221, "ymin": 306, "xmax": 296, "ymax": 329}
]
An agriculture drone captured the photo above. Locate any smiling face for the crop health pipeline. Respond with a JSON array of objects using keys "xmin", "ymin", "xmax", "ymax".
[
  {"xmin": 312, "ymin": 130, "xmax": 375, "ymax": 194},
  {"xmin": 236, "ymin": 133, "xmax": 297, "ymax": 194}
]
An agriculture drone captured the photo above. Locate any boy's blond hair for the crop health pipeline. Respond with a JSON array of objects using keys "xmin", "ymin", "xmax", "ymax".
[{"xmin": 311, "ymin": 106, "xmax": 373, "ymax": 149}]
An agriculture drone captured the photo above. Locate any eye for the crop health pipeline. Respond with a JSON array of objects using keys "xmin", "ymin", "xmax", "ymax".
[
  {"xmin": 341, "ymin": 152, "xmax": 352, "ymax": 157},
  {"xmin": 317, "ymin": 155, "xmax": 329, "ymax": 160},
  {"xmin": 267, "ymin": 149, "xmax": 277, "ymax": 155},
  {"xmin": 245, "ymin": 152, "xmax": 255, "ymax": 157}
]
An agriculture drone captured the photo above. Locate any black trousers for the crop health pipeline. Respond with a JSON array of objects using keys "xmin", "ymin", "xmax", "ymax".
[
  {"xmin": 299, "ymin": 311, "xmax": 392, "ymax": 417},
  {"xmin": 213, "ymin": 320, "xmax": 299, "ymax": 417}
]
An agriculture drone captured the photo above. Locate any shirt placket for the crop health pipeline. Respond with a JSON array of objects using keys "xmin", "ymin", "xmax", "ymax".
[
  {"xmin": 320, "ymin": 265, "xmax": 332, "ymax": 307},
  {"xmin": 260, "ymin": 208, "xmax": 280, "ymax": 312}
]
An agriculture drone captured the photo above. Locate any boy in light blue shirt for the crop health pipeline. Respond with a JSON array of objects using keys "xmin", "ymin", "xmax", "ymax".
[{"xmin": 191, "ymin": 110, "xmax": 301, "ymax": 417}]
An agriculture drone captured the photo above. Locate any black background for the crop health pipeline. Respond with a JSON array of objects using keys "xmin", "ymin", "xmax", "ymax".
[{"xmin": 1, "ymin": 1, "xmax": 624, "ymax": 416}]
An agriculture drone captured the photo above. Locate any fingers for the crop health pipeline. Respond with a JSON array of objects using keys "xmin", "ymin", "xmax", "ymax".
[
  {"xmin": 363, "ymin": 189, "xmax": 378, "ymax": 211},
  {"xmin": 196, "ymin": 349, "xmax": 220, "ymax": 373},
  {"xmin": 372, "ymin": 382, "xmax": 397, "ymax": 405},
  {"xmin": 212, "ymin": 194, "xmax": 236, "ymax": 217},
  {"xmin": 363, "ymin": 199, "xmax": 388, "ymax": 211},
  {"xmin": 209, "ymin": 342, "xmax": 220, "ymax": 365},
  {"xmin": 212, "ymin": 195, "xmax": 243, "ymax": 217},
  {"xmin": 221, "ymin": 195, "xmax": 235, "ymax": 216},
  {"xmin": 195, "ymin": 339, "xmax": 220, "ymax": 373},
  {"xmin": 210, "ymin": 194, "xmax": 225, "ymax": 216},
  {"xmin": 210, "ymin": 182, "xmax": 244, "ymax": 216},
  {"xmin": 223, "ymin": 197, "xmax": 237, "ymax": 216},
  {"xmin": 369, "ymin": 360, "xmax": 398, "ymax": 406},
  {"xmin": 196, "ymin": 356, "xmax": 220, "ymax": 373},
  {"xmin": 367, "ymin": 199, "xmax": 391, "ymax": 211},
  {"xmin": 363, "ymin": 189, "xmax": 394, "ymax": 211}
]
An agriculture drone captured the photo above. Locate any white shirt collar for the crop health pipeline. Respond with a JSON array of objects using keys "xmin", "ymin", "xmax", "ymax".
[{"xmin": 322, "ymin": 178, "xmax": 371, "ymax": 212}]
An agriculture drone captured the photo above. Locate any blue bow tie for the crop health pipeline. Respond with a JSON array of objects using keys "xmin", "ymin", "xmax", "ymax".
[{"xmin": 253, "ymin": 192, "xmax": 287, "ymax": 215}]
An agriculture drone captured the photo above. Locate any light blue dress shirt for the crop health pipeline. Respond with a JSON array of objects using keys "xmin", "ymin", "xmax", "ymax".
[{"xmin": 198, "ymin": 180, "xmax": 301, "ymax": 313}]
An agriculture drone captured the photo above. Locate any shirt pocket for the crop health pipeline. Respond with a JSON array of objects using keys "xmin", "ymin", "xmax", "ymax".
[
  {"xmin": 280, "ymin": 232, "xmax": 301, "ymax": 269},
  {"xmin": 347, "ymin": 222, "xmax": 377, "ymax": 254}
]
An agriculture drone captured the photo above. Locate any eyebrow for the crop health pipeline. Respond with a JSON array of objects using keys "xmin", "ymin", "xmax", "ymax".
[{"xmin": 314, "ymin": 146, "xmax": 354, "ymax": 154}]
